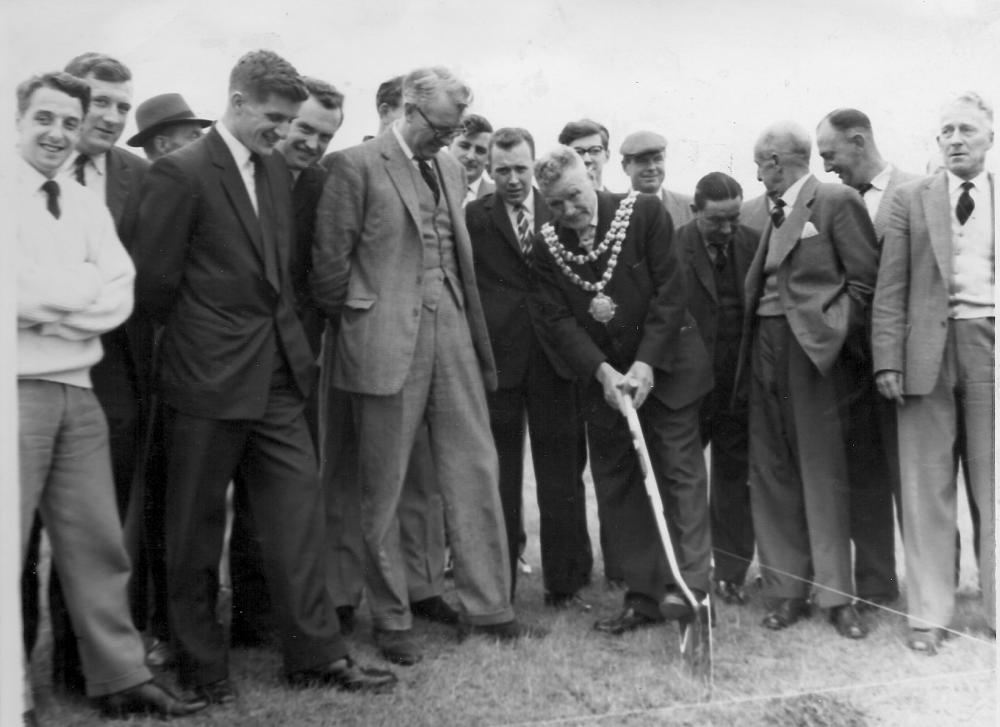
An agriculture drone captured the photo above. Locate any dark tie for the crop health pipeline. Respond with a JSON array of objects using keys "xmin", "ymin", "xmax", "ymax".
[
  {"xmin": 709, "ymin": 241, "xmax": 727, "ymax": 271},
  {"xmin": 250, "ymin": 153, "xmax": 281, "ymax": 290},
  {"xmin": 417, "ymin": 159, "xmax": 440, "ymax": 204},
  {"xmin": 73, "ymin": 154, "xmax": 89, "ymax": 185},
  {"xmin": 515, "ymin": 205, "xmax": 532, "ymax": 255},
  {"xmin": 956, "ymin": 181, "xmax": 975, "ymax": 225},
  {"xmin": 770, "ymin": 198, "xmax": 786, "ymax": 229},
  {"xmin": 855, "ymin": 182, "xmax": 874, "ymax": 196},
  {"xmin": 41, "ymin": 180, "xmax": 60, "ymax": 219}
]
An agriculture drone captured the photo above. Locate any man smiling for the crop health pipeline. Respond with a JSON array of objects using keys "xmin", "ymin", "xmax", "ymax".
[
  {"xmin": 449, "ymin": 113, "xmax": 494, "ymax": 205},
  {"xmin": 619, "ymin": 130, "xmax": 693, "ymax": 229}
]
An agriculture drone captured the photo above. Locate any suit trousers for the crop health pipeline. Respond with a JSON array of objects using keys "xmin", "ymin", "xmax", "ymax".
[
  {"xmin": 18, "ymin": 380, "xmax": 151, "ymax": 697},
  {"xmin": 898, "ymin": 317, "xmax": 995, "ymax": 631},
  {"xmin": 352, "ymin": 289, "xmax": 514, "ymax": 630},
  {"xmin": 587, "ymin": 393, "xmax": 711, "ymax": 618},
  {"xmin": 487, "ymin": 343, "xmax": 592, "ymax": 599},
  {"xmin": 162, "ymin": 369, "xmax": 345, "ymax": 687},
  {"xmin": 749, "ymin": 317, "xmax": 853, "ymax": 608}
]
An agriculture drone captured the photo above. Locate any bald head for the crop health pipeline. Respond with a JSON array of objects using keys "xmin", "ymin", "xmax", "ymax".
[{"xmin": 753, "ymin": 121, "xmax": 811, "ymax": 196}]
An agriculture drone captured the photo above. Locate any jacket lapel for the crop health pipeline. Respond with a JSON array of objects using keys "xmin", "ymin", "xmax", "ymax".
[
  {"xmin": 686, "ymin": 227, "xmax": 717, "ymax": 302},
  {"xmin": 207, "ymin": 129, "xmax": 268, "ymax": 277},
  {"xmin": 768, "ymin": 174, "xmax": 818, "ymax": 269},
  {"xmin": 382, "ymin": 133, "xmax": 423, "ymax": 232},
  {"xmin": 105, "ymin": 148, "xmax": 130, "ymax": 228},
  {"xmin": 924, "ymin": 171, "xmax": 953, "ymax": 282},
  {"xmin": 490, "ymin": 193, "xmax": 524, "ymax": 257},
  {"xmin": 873, "ymin": 168, "xmax": 900, "ymax": 239}
]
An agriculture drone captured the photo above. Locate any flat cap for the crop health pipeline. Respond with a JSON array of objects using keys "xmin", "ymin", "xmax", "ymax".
[{"xmin": 619, "ymin": 130, "xmax": 667, "ymax": 157}]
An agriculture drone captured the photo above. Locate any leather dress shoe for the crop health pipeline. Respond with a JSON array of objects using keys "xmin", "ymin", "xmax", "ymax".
[
  {"xmin": 544, "ymin": 592, "xmax": 592, "ymax": 612},
  {"xmin": 713, "ymin": 580, "xmax": 747, "ymax": 605},
  {"xmin": 374, "ymin": 628, "xmax": 422, "ymax": 665},
  {"xmin": 336, "ymin": 605, "xmax": 356, "ymax": 636},
  {"xmin": 194, "ymin": 678, "xmax": 237, "ymax": 705},
  {"xmin": 761, "ymin": 598, "xmax": 810, "ymax": 631},
  {"xmin": 830, "ymin": 604, "xmax": 868, "ymax": 639},
  {"xmin": 460, "ymin": 619, "xmax": 548, "ymax": 641},
  {"xmin": 100, "ymin": 680, "xmax": 208, "ymax": 718},
  {"xmin": 411, "ymin": 595, "xmax": 459, "ymax": 625},
  {"xmin": 286, "ymin": 656, "xmax": 397, "ymax": 692},
  {"xmin": 907, "ymin": 627, "xmax": 945, "ymax": 655},
  {"xmin": 594, "ymin": 607, "xmax": 662, "ymax": 635}
]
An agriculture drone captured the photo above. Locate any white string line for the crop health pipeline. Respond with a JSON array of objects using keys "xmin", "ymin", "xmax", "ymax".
[
  {"xmin": 712, "ymin": 546, "xmax": 995, "ymax": 646},
  {"xmin": 495, "ymin": 666, "xmax": 997, "ymax": 727}
]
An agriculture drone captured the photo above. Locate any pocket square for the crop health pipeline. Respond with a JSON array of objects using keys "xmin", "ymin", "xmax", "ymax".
[{"xmin": 801, "ymin": 221, "xmax": 820, "ymax": 239}]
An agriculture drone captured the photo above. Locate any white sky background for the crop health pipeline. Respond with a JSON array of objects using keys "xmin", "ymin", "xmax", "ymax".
[{"xmin": 4, "ymin": 0, "xmax": 1000, "ymax": 194}]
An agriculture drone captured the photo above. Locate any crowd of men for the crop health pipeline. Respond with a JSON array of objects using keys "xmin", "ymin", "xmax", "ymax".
[{"xmin": 14, "ymin": 47, "xmax": 994, "ymax": 722}]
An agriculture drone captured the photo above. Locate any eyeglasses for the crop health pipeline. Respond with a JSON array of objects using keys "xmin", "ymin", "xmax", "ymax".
[
  {"xmin": 414, "ymin": 105, "xmax": 464, "ymax": 143},
  {"xmin": 572, "ymin": 145, "xmax": 606, "ymax": 158}
]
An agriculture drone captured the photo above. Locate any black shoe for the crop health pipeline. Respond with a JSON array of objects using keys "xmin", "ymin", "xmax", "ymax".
[
  {"xmin": 100, "ymin": 680, "xmax": 208, "ymax": 718},
  {"xmin": 374, "ymin": 628, "xmax": 422, "ymax": 666},
  {"xmin": 907, "ymin": 627, "xmax": 945, "ymax": 655},
  {"xmin": 286, "ymin": 656, "xmax": 397, "ymax": 692},
  {"xmin": 594, "ymin": 607, "xmax": 662, "ymax": 635},
  {"xmin": 544, "ymin": 592, "xmax": 592, "ymax": 612},
  {"xmin": 411, "ymin": 595, "xmax": 459, "ymax": 625},
  {"xmin": 336, "ymin": 605, "xmax": 356, "ymax": 636},
  {"xmin": 193, "ymin": 678, "xmax": 237, "ymax": 706},
  {"xmin": 830, "ymin": 604, "xmax": 868, "ymax": 639},
  {"xmin": 761, "ymin": 598, "xmax": 810, "ymax": 630},
  {"xmin": 713, "ymin": 579, "xmax": 747, "ymax": 605},
  {"xmin": 459, "ymin": 619, "xmax": 548, "ymax": 641}
]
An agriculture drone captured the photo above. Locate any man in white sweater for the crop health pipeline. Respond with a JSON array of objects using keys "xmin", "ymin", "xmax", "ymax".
[{"xmin": 15, "ymin": 71, "xmax": 205, "ymax": 720}]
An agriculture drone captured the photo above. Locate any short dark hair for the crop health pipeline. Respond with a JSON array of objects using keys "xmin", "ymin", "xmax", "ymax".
[
  {"xmin": 490, "ymin": 127, "xmax": 535, "ymax": 160},
  {"xmin": 376, "ymin": 75, "xmax": 403, "ymax": 111},
  {"xmin": 229, "ymin": 49, "xmax": 307, "ymax": 104},
  {"xmin": 64, "ymin": 52, "xmax": 132, "ymax": 82},
  {"xmin": 460, "ymin": 113, "xmax": 493, "ymax": 136},
  {"xmin": 17, "ymin": 71, "xmax": 90, "ymax": 115},
  {"xmin": 303, "ymin": 76, "xmax": 344, "ymax": 111},
  {"xmin": 558, "ymin": 118, "xmax": 609, "ymax": 149},
  {"xmin": 693, "ymin": 171, "xmax": 743, "ymax": 210},
  {"xmin": 820, "ymin": 108, "xmax": 872, "ymax": 134}
]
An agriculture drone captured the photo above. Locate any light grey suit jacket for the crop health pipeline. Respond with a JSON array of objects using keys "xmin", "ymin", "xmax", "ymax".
[
  {"xmin": 311, "ymin": 131, "xmax": 497, "ymax": 395},
  {"xmin": 871, "ymin": 166, "xmax": 921, "ymax": 242},
  {"xmin": 872, "ymin": 171, "xmax": 995, "ymax": 395},
  {"xmin": 661, "ymin": 188, "xmax": 694, "ymax": 230}
]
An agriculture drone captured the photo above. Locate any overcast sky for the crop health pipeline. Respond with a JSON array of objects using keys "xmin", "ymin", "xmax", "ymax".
[{"xmin": 4, "ymin": 0, "xmax": 998, "ymax": 193}]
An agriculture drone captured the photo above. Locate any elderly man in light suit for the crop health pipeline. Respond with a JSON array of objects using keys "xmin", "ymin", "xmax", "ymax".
[
  {"xmin": 312, "ymin": 67, "xmax": 542, "ymax": 666},
  {"xmin": 872, "ymin": 92, "xmax": 995, "ymax": 655}
]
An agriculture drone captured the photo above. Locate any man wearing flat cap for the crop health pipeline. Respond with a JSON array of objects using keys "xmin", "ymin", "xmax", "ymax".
[
  {"xmin": 620, "ymin": 131, "xmax": 693, "ymax": 230},
  {"xmin": 128, "ymin": 93, "xmax": 211, "ymax": 161}
]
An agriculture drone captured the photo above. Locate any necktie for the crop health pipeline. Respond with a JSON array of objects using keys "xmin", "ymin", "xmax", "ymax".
[
  {"xmin": 709, "ymin": 241, "xmax": 727, "ymax": 271},
  {"xmin": 250, "ymin": 153, "xmax": 281, "ymax": 290},
  {"xmin": 956, "ymin": 181, "xmax": 975, "ymax": 225},
  {"xmin": 855, "ymin": 182, "xmax": 874, "ymax": 196},
  {"xmin": 417, "ymin": 159, "xmax": 440, "ymax": 204},
  {"xmin": 73, "ymin": 153, "xmax": 89, "ymax": 185},
  {"xmin": 41, "ymin": 180, "xmax": 60, "ymax": 219},
  {"xmin": 770, "ymin": 198, "xmax": 786, "ymax": 229},
  {"xmin": 515, "ymin": 204, "xmax": 532, "ymax": 255}
]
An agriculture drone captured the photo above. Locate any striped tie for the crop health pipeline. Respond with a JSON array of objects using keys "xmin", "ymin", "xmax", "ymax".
[{"xmin": 515, "ymin": 204, "xmax": 531, "ymax": 255}]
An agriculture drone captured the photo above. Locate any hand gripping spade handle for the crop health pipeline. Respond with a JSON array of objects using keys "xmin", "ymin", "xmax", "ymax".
[{"xmin": 621, "ymin": 395, "xmax": 713, "ymax": 684}]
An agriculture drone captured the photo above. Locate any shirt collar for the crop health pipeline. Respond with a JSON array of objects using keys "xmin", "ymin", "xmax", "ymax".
[
  {"xmin": 392, "ymin": 119, "xmax": 419, "ymax": 162},
  {"xmin": 216, "ymin": 120, "xmax": 253, "ymax": 169},
  {"xmin": 869, "ymin": 164, "xmax": 893, "ymax": 191},
  {"xmin": 779, "ymin": 173, "xmax": 810, "ymax": 208},
  {"xmin": 506, "ymin": 188, "xmax": 535, "ymax": 216},
  {"xmin": 62, "ymin": 148, "xmax": 106, "ymax": 177},
  {"xmin": 18, "ymin": 155, "xmax": 55, "ymax": 189},
  {"xmin": 947, "ymin": 169, "xmax": 989, "ymax": 197}
]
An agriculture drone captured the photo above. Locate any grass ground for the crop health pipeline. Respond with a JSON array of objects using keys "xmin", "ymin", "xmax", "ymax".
[{"xmin": 29, "ymin": 454, "xmax": 996, "ymax": 726}]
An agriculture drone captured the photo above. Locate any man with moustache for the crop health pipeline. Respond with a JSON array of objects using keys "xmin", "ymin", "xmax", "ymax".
[
  {"xmin": 127, "ymin": 93, "xmax": 212, "ymax": 162},
  {"xmin": 313, "ymin": 67, "xmax": 542, "ymax": 664},
  {"xmin": 872, "ymin": 92, "xmax": 995, "ymax": 654},
  {"xmin": 816, "ymin": 108, "xmax": 922, "ymax": 610},
  {"xmin": 742, "ymin": 121, "xmax": 878, "ymax": 639},
  {"xmin": 619, "ymin": 130, "xmax": 693, "ymax": 229},
  {"xmin": 676, "ymin": 172, "xmax": 758, "ymax": 605},
  {"xmin": 532, "ymin": 146, "xmax": 713, "ymax": 634},
  {"xmin": 449, "ymin": 113, "xmax": 494, "ymax": 205},
  {"xmin": 559, "ymin": 118, "xmax": 613, "ymax": 191},
  {"xmin": 134, "ymin": 50, "xmax": 395, "ymax": 702},
  {"xmin": 466, "ymin": 128, "xmax": 593, "ymax": 607},
  {"xmin": 15, "ymin": 70, "xmax": 206, "ymax": 720}
]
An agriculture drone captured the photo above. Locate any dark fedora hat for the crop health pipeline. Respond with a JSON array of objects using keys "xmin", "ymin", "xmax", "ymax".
[{"xmin": 126, "ymin": 93, "xmax": 212, "ymax": 147}]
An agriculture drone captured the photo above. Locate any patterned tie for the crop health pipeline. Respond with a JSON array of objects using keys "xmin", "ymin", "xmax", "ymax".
[
  {"xmin": 417, "ymin": 159, "xmax": 440, "ymax": 204},
  {"xmin": 515, "ymin": 204, "xmax": 532, "ymax": 255},
  {"xmin": 770, "ymin": 198, "xmax": 786, "ymax": 229},
  {"xmin": 855, "ymin": 182, "xmax": 874, "ymax": 196},
  {"xmin": 73, "ymin": 153, "xmax": 89, "ymax": 185},
  {"xmin": 709, "ymin": 241, "xmax": 727, "ymax": 271},
  {"xmin": 956, "ymin": 181, "xmax": 975, "ymax": 225},
  {"xmin": 41, "ymin": 180, "xmax": 60, "ymax": 219}
]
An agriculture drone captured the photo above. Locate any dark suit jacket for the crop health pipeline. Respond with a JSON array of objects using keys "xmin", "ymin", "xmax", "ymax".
[
  {"xmin": 134, "ymin": 127, "xmax": 316, "ymax": 420},
  {"xmin": 466, "ymin": 191, "xmax": 574, "ymax": 387},
  {"xmin": 290, "ymin": 163, "xmax": 328, "ymax": 355},
  {"xmin": 676, "ymin": 220, "xmax": 757, "ymax": 368},
  {"xmin": 738, "ymin": 175, "xmax": 879, "ymax": 381},
  {"xmin": 533, "ymin": 192, "xmax": 712, "ymax": 423},
  {"xmin": 312, "ymin": 131, "xmax": 497, "ymax": 395}
]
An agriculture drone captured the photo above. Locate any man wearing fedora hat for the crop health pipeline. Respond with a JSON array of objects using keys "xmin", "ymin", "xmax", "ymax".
[
  {"xmin": 128, "ymin": 93, "xmax": 211, "ymax": 161},
  {"xmin": 620, "ymin": 130, "xmax": 693, "ymax": 230}
]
